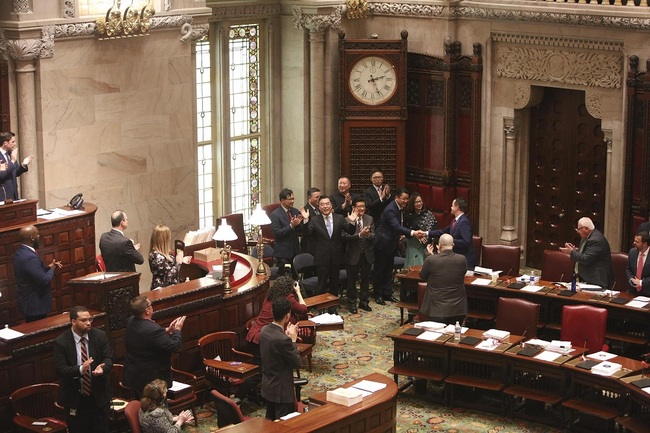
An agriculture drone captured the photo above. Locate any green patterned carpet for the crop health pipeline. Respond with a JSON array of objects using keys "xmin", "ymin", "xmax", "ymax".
[{"xmin": 176, "ymin": 299, "xmax": 559, "ymax": 433}]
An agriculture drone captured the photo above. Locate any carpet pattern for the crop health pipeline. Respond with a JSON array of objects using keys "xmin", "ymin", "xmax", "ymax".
[{"xmin": 149, "ymin": 299, "xmax": 560, "ymax": 432}]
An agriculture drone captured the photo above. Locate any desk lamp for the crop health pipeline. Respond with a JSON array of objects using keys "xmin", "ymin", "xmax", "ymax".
[
  {"xmin": 213, "ymin": 219, "xmax": 238, "ymax": 293},
  {"xmin": 249, "ymin": 204, "xmax": 272, "ymax": 275}
]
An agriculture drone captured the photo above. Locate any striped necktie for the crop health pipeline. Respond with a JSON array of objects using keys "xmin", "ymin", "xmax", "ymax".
[{"xmin": 80, "ymin": 337, "xmax": 92, "ymax": 395}]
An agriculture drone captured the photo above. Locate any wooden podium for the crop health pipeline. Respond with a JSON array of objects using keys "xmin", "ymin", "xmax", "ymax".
[{"xmin": 0, "ymin": 199, "xmax": 37, "ymax": 228}]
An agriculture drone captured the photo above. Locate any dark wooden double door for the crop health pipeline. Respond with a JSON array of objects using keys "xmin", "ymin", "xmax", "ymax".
[{"xmin": 527, "ymin": 88, "xmax": 606, "ymax": 268}]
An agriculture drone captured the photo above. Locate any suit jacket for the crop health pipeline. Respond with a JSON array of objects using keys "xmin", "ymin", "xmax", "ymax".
[
  {"xmin": 13, "ymin": 244, "xmax": 55, "ymax": 317},
  {"xmin": 419, "ymin": 250, "xmax": 468, "ymax": 319},
  {"xmin": 259, "ymin": 323, "xmax": 301, "ymax": 404},
  {"xmin": 570, "ymin": 229, "xmax": 613, "ymax": 289},
  {"xmin": 330, "ymin": 191, "xmax": 361, "ymax": 216},
  {"xmin": 300, "ymin": 203, "xmax": 320, "ymax": 255},
  {"xmin": 123, "ymin": 317, "xmax": 182, "ymax": 394},
  {"xmin": 270, "ymin": 206, "xmax": 302, "ymax": 260},
  {"xmin": 362, "ymin": 185, "xmax": 392, "ymax": 225},
  {"xmin": 0, "ymin": 151, "xmax": 28, "ymax": 201},
  {"xmin": 374, "ymin": 200, "xmax": 412, "ymax": 254},
  {"xmin": 53, "ymin": 328, "xmax": 113, "ymax": 409},
  {"xmin": 99, "ymin": 229, "xmax": 144, "ymax": 272},
  {"xmin": 429, "ymin": 213, "xmax": 477, "ymax": 270},
  {"xmin": 305, "ymin": 213, "xmax": 354, "ymax": 266},
  {"xmin": 625, "ymin": 247, "xmax": 650, "ymax": 295},
  {"xmin": 342, "ymin": 214, "xmax": 375, "ymax": 265}
]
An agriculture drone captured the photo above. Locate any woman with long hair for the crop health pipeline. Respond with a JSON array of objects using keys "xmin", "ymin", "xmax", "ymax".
[
  {"xmin": 404, "ymin": 193, "xmax": 437, "ymax": 268},
  {"xmin": 138, "ymin": 379, "xmax": 194, "ymax": 433},
  {"xmin": 148, "ymin": 225, "xmax": 191, "ymax": 290}
]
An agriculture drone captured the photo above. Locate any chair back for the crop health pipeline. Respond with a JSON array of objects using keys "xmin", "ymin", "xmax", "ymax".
[
  {"xmin": 124, "ymin": 400, "xmax": 142, "ymax": 433},
  {"xmin": 10, "ymin": 383, "xmax": 62, "ymax": 420},
  {"xmin": 610, "ymin": 252, "xmax": 629, "ymax": 291},
  {"xmin": 198, "ymin": 331, "xmax": 238, "ymax": 362},
  {"xmin": 210, "ymin": 389, "xmax": 246, "ymax": 428},
  {"xmin": 480, "ymin": 244, "xmax": 521, "ymax": 276},
  {"xmin": 111, "ymin": 363, "xmax": 136, "ymax": 400},
  {"xmin": 495, "ymin": 297, "xmax": 540, "ymax": 338},
  {"xmin": 472, "ymin": 235, "xmax": 483, "ymax": 265},
  {"xmin": 216, "ymin": 213, "xmax": 248, "ymax": 252},
  {"xmin": 96, "ymin": 254, "xmax": 106, "ymax": 273},
  {"xmin": 414, "ymin": 281, "xmax": 429, "ymax": 322},
  {"xmin": 541, "ymin": 250, "xmax": 574, "ymax": 282},
  {"xmin": 261, "ymin": 203, "xmax": 280, "ymax": 246},
  {"xmin": 293, "ymin": 253, "xmax": 315, "ymax": 274},
  {"xmin": 560, "ymin": 305, "xmax": 608, "ymax": 353}
]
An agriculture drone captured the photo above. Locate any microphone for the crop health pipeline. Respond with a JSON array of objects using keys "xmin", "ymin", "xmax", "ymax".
[
  {"xmin": 520, "ymin": 327, "xmax": 528, "ymax": 347},
  {"xmin": 581, "ymin": 337, "xmax": 589, "ymax": 361}
]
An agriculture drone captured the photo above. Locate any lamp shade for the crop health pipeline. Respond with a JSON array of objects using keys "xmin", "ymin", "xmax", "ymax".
[
  {"xmin": 249, "ymin": 204, "xmax": 271, "ymax": 226},
  {"xmin": 213, "ymin": 219, "xmax": 238, "ymax": 242}
]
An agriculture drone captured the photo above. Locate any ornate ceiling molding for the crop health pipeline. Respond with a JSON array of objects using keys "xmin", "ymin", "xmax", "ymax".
[
  {"xmin": 54, "ymin": 22, "xmax": 96, "ymax": 38},
  {"xmin": 292, "ymin": 5, "xmax": 342, "ymax": 32},
  {"xmin": 492, "ymin": 33, "xmax": 623, "ymax": 52},
  {"xmin": 151, "ymin": 14, "xmax": 193, "ymax": 30},
  {"xmin": 369, "ymin": 2, "xmax": 446, "ymax": 18},
  {"xmin": 212, "ymin": 3, "xmax": 281, "ymax": 19}
]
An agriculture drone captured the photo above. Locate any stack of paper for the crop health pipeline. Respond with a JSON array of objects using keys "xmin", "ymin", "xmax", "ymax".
[
  {"xmin": 351, "ymin": 380, "xmax": 387, "ymax": 393},
  {"xmin": 183, "ymin": 226, "xmax": 217, "ymax": 245},
  {"xmin": 591, "ymin": 361, "xmax": 622, "ymax": 376},
  {"xmin": 414, "ymin": 321, "xmax": 445, "ymax": 331},
  {"xmin": 587, "ymin": 351, "xmax": 617, "ymax": 361},
  {"xmin": 547, "ymin": 340, "xmax": 572, "ymax": 353},
  {"xmin": 473, "ymin": 266, "xmax": 495, "ymax": 276},
  {"xmin": 526, "ymin": 338, "xmax": 551, "ymax": 349},
  {"xmin": 443, "ymin": 324, "xmax": 468, "ymax": 334},
  {"xmin": 483, "ymin": 329, "xmax": 510, "ymax": 341},
  {"xmin": 326, "ymin": 387, "xmax": 363, "ymax": 406},
  {"xmin": 310, "ymin": 313, "xmax": 344, "ymax": 325}
]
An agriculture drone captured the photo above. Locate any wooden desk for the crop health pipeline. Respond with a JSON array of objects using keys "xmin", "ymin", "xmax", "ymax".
[
  {"xmin": 617, "ymin": 374, "xmax": 650, "ymax": 433},
  {"xmin": 304, "ymin": 293, "xmax": 340, "ymax": 311},
  {"xmin": 298, "ymin": 319, "xmax": 344, "ymax": 332},
  {"xmin": 203, "ymin": 359, "xmax": 259, "ymax": 380}
]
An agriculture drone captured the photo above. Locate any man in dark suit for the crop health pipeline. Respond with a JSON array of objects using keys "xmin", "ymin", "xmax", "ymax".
[
  {"xmin": 428, "ymin": 198, "xmax": 477, "ymax": 270},
  {"xmin": 342, "ymin": 198, "xmax": 375, "ymax": 313},
  {"xmin": 0, "ymin": 131, "xmax": 33, "ymax": 201},
  {"xmin": 560, "ymin": 216, "xmax": 613, "ymax": 290},
  {"xmin": 301, "ymin": 196, "xmax": 356, "ymax": 298},
  {"xmin": 373, "ymin": 188, "xmax": 427, "ymax": 305},
  {"xmin": 260, "ymin": 299, "xmax": 302, "ymax": 420},
  {"xmin": 330, "ymin": 176, "xmax": 360, "ymax": 216},
  {"xmin": 270, "ymin": 188, "xmax": 303, "ymax": 276},
  {"xmin": 299, "ymin": 187, "xmax": 321, "ymax": 255},
  {"xmin": 99, "ymin": 210, "xmax": 144, "ymax": 272},
  {"xmin": 123, "ymin": 295, "xmax": 185, "ymax": 396},
  {"xmin": 362, "ymin": 168, "xmax": 392, "ymax": 226},
  {"xmin": 54, "ymin": 306, "xmax": 113, "ymax": 433},
  {"xmin": 14, "ymin": 225, "xmax": 62, "ymax": 322},
  {"xmin": 626, "ymin": 231, "xmax": 650, "ymax": 296},
  {"xmin": 419, "ymin": 234, "xmax": 468, "ymax": 324}
]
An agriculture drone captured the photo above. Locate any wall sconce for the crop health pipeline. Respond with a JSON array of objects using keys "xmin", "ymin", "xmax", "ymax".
[
  {"xmin": 213, "ymin": 219, "xmax": 238, "ymax": 294},
  {"xmin": 249, "ymin": 204, "xmax": 272, "ymax": 276},
  {"xmin": 96, "ymin": 0, "xmax": 155, "ymax": 40}
]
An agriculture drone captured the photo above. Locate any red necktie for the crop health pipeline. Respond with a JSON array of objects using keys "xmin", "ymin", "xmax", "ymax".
[
  {"xmin": 80, "ymin": 337, "xmax": 92, "ymax": 395},
  {"xmin": 287, "ymin": 210, "xmax": 292, "ymax": 221},
  {"xmin": 452, "ymin": 219, "xmax": 456, "ymax": 229},
  {"xmin": 636, "ymin": 252, "xmax": 644, "ymax": 292}
]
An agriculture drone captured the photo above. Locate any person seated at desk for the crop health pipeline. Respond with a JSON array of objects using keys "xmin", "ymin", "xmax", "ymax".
[
  {"xmin": 149, "ymin": 224, "xmax": 191, "ymax": 290},
  {"xmin": 138, "ymin": 379, "xmax": 194, "ymax": 433}
]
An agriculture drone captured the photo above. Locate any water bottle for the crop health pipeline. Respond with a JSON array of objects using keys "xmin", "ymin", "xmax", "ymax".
[
  {"xmin": 529, "ymin": 275, "xmax": 534, "ymax": 286},
  {"xmin": 571, "ymin": 273, "xmax": 577, "ymax": 293},
  {"xmin": 454, "ymin": 321, "xmax": 461, "ymax": 342}
]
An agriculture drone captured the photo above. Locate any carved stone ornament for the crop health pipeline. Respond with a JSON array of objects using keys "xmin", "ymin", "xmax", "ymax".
[
  {"xmin": 212, "ymin": 3, "xmax": 281, "ymax": 19},
  {"xmin": 54, "ymin": 22, "xmax": 96, "ymax": 38},
  {"xmin": 513, "ymin": 83, "xmax": 543, "ymax": 110},
  {"xmin": 180, "ymin": 23, "xmax": 209, "ymax": 44},
  {"xmin": 585, "ymin": 88, "xmax": 602, "ymax": 120},
  {"xmin": 13, "ymin": 0, "xmax": 30, "ymax": 14},
  {"xmin": 0, "ymin": 27, "xmax": 55, "ymax": 61},
  {"xmin": 292, "ymin": 5, "xmax": 342, "ymax": 32},
  {"xmin": 151, "ymin": 14, "xmax": 193, "ymax": 30},
  {"xmin": 369, "ymin": 2, "xmax": 446, "ymax": 18},
  {"xmin": 496, "ymin": 45, "xmax": 622, "ymax": 89},
  {"xmin": 63, "ymin": 0, "xmax": 75, "ymax": 18}
]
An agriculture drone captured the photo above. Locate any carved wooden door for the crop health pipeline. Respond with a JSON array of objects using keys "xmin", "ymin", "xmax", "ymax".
[{"xmin": 527, "ymin": 88, "xmax": 606, "ymax": 269}]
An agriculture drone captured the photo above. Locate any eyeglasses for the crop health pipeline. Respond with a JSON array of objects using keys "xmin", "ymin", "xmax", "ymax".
[{"xmin": 575, "ymin": 226, "xmax": 587, "ymax": 232}]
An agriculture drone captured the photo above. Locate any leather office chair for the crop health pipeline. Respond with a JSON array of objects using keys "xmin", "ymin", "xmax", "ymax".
[
  {"xmin": 96, "ymin": 254, "xmax": 106, "ymax": 273},
  {"xmin": 10, "ymin": 383, "xmax": 67, "ymax": 433},
  {"xmin": 472, "ymin": 235, "xmax": 483, "ymax": 265},
  {"xmin": 124, "ymin": 400, "xmax": 141, "ymax": 433},
  {"xmin": 293, "ymin": 253, "xmax": 319, "ymax": 297},
  {"xmin": 495, "ymin": 297, "xmax": 540, "ymax": 338},
  {"xmin": 414, "ymin": 281, "xmax": 429, "ymax": 322},
  {"xmin": 560, "ymin": 305, "xmax": 608, "ymax": 354},
  {"xmin": 216, "ymin": 213, "xmax": 253, "ymax": 253},
  {"xmin": 210, "ymin": 389, "xmax": 250, "ymax": 428},
  {"xmin": 261, "ymin": 203, "xmax": 280, "ymax": 247},
  {"xmin": 540, "ymin": 249, "xmax": 574, "ymax": 282},
  {"xmin": 610, "ymin": 252, "xmax": 629, "ymax": 291},
  {"xmin": 110, "ymin": 363, "xmax": 136, "ymax": 401},
  {"xmin": 198, "ymin": 331, "xmax": 254, "ymax": 397},
  {"xmin": 480, "ymin": 244, "xmax": 521, "ymax": 276}
]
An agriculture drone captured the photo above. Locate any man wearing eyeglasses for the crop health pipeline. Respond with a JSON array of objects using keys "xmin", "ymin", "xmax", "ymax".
[
  {"xmin": 123, "ymin": 295, "xmax": 186, "ymax": 397},
  {"xmin": 560, "ymin": 217, "xmax": 613, "ymax": 290},
  {"xmin": 53, "ymin": 306, "xmax": 113, "ymax": 433}
]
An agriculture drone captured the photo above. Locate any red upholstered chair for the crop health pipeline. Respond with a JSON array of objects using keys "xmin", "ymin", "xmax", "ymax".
[
  {"xmin": 414, "ymin": 281, "xmax": 429, "ymax": 322},
  {"xmin": 610, "ymin": 252, "xmax": 629, "ymax": 291},
  {"xmin": 10, "ymin": 383, "xmax": 67, "ymax": 433},
  {"xmin": 481, "ymin": 244, "xmax": 521, "ymax": 276},
  {"xmin": 472, "ymin": 236, "xmax": 483, "ymax": 266},
  {"xmin": 541, "ymin": 250, "xmax": 574, "ymax": 282},
  {"xmin": 216, "ymin": 213, "xmax": 253, "ymax": 253},
  {"xmin": 210, "ymin": 389, "xmax": 250, "ymax": 428},
  {"xmin": 560, "ymin": 305, "xmax": 608, "ymax": 354},
  {"xmin": 124, "ymin": 400, "xmax": 141, "ymax": 433},
  {"xmin": 96, "ymin": 254, "xmax": 106, "ymax": 272},
  {"xmin": 495, "ymin": 297, "xmax": 540, "ymax": 338}
]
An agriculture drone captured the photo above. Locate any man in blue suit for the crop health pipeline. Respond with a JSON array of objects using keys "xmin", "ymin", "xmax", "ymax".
[
  {"xmin": 270, "ymin": 188, "xmax": 303, "ymax": 277},
  {"xmin": 428, "ymin": 197, "xmax": 477, "ymax": 270},
  {"xmin": 14, "ymin": 225, "xmax": 62, "ymax": 322},
  {"xmin": 626, "ymin": 231, "xmax": 650, "ymax": 296},
  {"xmin": 0, "ymin": 131, "xmax": 33, "ymax": 201}
]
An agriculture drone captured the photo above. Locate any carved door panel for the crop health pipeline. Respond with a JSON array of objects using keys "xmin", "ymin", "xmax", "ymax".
[{"xmin": 527, "ymin": 88, "xmax": 606, "ymax": 269}]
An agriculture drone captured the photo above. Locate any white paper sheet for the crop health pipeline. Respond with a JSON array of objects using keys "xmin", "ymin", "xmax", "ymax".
[
  {"xmin": 587, "ymin": 351, "xmax": 617, "ymax": 361},
  {"xmin": 534, "ymin": 351, "xmax": 562, "ymax": 362},
  {"xmin": 472, "ymin": 278, "xmax": 492, "ymax": 286},
  {"xmin": 417, "ymin": 331, "xmax": 443, "ymax": 341}
]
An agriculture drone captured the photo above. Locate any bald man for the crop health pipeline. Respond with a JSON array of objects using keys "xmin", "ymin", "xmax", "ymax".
[
  {"xmin": 99, "ymin": 210, "xmax": 144, "ymax": 272},
  {"xmin": 14, "ymin": 225, "xmax": 62, "ymax": 322}
]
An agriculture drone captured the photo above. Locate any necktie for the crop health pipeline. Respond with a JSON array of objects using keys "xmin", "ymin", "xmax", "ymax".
[
  {"xmin": 326, "ymin": 216, "xmax": 332, "ymax": 238},
  {"xmin": 287, "ymin": 210, "xmax": 292, "ymax": 221},
  {"xmin": 636, "ymin": 252, "xmax": 644, "ymax": 292},
  {"xmin": 357, "ymin": 218, "xmax": 365, "ymax": 253},
  {"xmin": 357, "ymin": 218, "xmax": 363, "ymax": 232},
  {"xmin": 80, "ymin": 337, "xmax": 92, "ymax": 395},
  {"xmin": 452, "ymin": 219, "xmax": 456, "ymax": 229}
]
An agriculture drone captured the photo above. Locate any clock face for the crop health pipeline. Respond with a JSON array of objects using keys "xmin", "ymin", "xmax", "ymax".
[{"xmin": 348, "ymin": 55, "xmax": 398, "ymax": 106}]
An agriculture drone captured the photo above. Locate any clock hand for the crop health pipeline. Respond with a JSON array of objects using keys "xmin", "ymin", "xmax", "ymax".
[{"xmin": 368, "ymin": 75, "xmax": 380, "ymax": 91}]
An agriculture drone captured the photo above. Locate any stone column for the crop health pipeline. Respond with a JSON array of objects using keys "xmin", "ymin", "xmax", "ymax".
[{"xmin": 500, "ymin": 120, "xmax": 518, "ymax": 244}]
